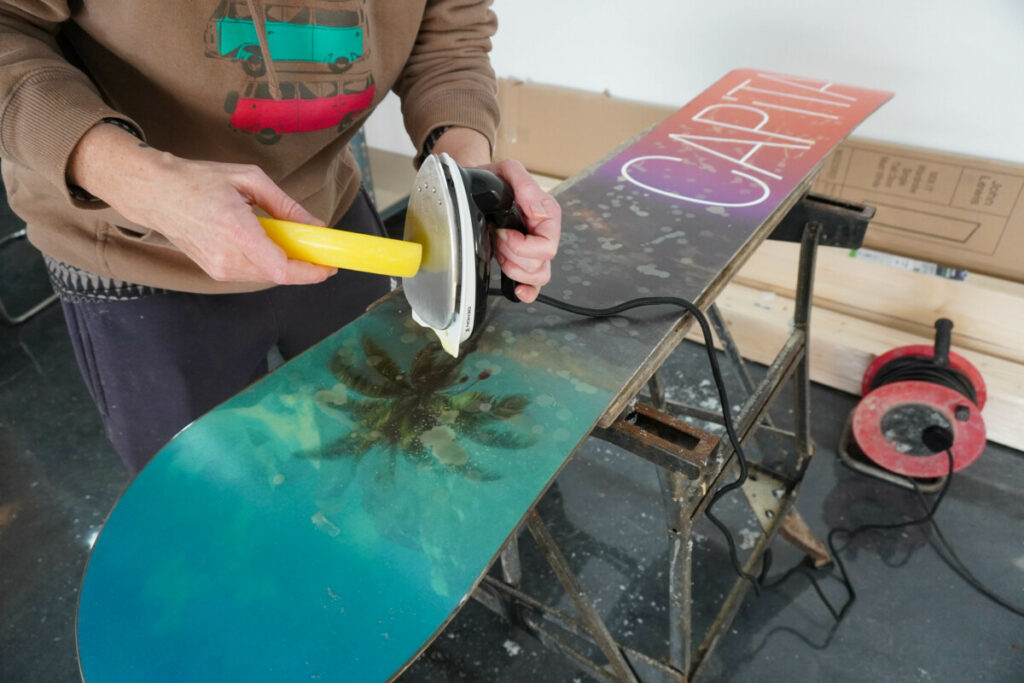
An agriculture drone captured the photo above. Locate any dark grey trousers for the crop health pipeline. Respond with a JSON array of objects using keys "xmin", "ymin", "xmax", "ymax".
[{"xmin": 61, "ymin": 188, "xmax": 391, "ymax": 475}]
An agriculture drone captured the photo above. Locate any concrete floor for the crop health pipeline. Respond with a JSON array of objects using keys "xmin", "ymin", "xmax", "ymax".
[{"xmin": 2, "ymin": 211, "xmax": 1023, "ymax": 682}]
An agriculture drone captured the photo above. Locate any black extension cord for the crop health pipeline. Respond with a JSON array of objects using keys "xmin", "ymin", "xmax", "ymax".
[
  {"xmin": 761, "ymin": 449, "xmax": 1024, "ymax": 621},
  {"xmin": 762, "ymin": 448, "xmax": 955, "ymax": 622},
  {"xmin": 494, "ymin": 289, "xmax": 1024, "ymax": 623}
]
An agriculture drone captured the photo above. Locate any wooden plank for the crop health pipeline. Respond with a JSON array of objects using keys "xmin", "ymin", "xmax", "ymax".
[
  {"xmin": 968, "ymin": 271, "xmax": 1024, "ymax": 298},
  {"xmin": 732, "ymin": 241, "xmax": 1024, "ymax": 365},
  {"xmin": 685, "ymin": 282, "xmax": 1024, "ymax": 451}
]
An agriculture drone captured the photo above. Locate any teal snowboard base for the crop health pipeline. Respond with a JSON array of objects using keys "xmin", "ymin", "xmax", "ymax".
[{"xmin": 77, "ymin": 295, "xmax": 613, "ymax": 681}]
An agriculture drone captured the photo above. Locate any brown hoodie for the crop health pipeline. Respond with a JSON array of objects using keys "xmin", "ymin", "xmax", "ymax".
[{"xmin": 0, "ymin": 0, "xmax": 500, "ymax": 293}]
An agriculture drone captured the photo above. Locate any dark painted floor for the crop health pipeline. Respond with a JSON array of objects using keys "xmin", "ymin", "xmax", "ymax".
[{"xmin": 2, "ymin": 211, "xmax": 1023, "ymax": 682}]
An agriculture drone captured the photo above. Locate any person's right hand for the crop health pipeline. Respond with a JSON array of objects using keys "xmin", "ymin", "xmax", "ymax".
[{"xmin": 67, "ymin": 122, "xmax": 337, "ymax": 285}]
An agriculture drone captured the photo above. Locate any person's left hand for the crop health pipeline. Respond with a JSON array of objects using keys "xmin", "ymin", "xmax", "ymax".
[{"xmin": 479, "ymin": 158, "xmax": 561, "ymax": 303}]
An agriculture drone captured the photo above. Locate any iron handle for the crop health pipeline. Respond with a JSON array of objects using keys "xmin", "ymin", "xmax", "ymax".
[
  {"xmin": 497, "ymin": 204, "xmax": 529, "ymax": 302},
  {"xmin": 463, "ymin": 167, "xmax": 531, "ymax": 303}
]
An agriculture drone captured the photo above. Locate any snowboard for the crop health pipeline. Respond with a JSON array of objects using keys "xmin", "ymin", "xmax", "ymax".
[{"xmin": 77, "ymin": 70, "xmax": 891, "ymax": 681}]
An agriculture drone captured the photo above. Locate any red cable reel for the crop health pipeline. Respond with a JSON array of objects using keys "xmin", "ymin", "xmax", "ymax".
[{"xmin": 851, "ymin": 319, "xmax": 987, "ymax": 480}]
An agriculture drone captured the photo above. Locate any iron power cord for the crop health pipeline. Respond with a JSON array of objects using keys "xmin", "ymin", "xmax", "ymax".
[{"xmin": 511, "ymin": 292, "xmax": 765, "ymax": 591}]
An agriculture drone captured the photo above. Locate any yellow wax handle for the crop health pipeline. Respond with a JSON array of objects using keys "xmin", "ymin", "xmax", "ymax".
[{"xmin": 259, "ymin": 217, "xmax": 422, "ymax": 278}]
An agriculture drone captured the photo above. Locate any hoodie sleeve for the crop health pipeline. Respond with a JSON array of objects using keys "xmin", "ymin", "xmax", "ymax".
[
  {"xmin": 392, "ymin": 0, "xmax": 500, "ymax": 160},
  {"xmin": 0, "ymin": 1, "xmax": 141, "ymax": 203}
]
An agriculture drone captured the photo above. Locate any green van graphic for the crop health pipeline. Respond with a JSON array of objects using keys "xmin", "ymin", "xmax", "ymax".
[{"xmin": 205, "ymin": 2, "xmax": 366, "ymax": 75}]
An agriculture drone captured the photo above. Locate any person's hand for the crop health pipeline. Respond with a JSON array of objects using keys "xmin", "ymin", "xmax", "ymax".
[
  {"xmin": 479, "ymin": 158, "xmax": 560, "ymax": 303},
  {"xmin": 67, "ymin": 123, "xmax": 336, "ymax": 285}
]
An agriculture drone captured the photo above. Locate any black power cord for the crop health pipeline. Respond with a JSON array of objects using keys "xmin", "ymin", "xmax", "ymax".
[
  {"xmin": 524, "ymin": 292, "xmax": 770, "ymax": 591},
  {"xmin": 911, "ymin": 484, "xmax": 1024, "ymax": 618},
  {"xmin": 762, "ymin": 447, "xmax": 1024, "ymax": 621},
  {"xmin": 499, "ymin": 291, "xmax": 1024, "ymax": 623},
  {"xmin": 767, "ymin": 448, "xmax": 956, "ymax": 623}
]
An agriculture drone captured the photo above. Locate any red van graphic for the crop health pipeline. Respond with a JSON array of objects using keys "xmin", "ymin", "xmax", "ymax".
[{"xmin": 224, "ymin": 76, "xmax": 375, "ymax": 144}]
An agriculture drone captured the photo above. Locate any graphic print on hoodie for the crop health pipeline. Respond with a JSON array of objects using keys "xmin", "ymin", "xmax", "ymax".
[{"xmin": 205, "ymin": 0, "xmax": 376, "ymax": 145}]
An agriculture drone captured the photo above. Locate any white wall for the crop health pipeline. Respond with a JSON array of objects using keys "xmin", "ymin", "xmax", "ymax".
[{"xmin": 365, "ymin": 0, "xmax": 1024, "ymax": 164}]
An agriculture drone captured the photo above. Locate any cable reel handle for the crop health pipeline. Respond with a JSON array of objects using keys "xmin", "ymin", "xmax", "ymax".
[{"xmin": 933, "ymin": 317, "xmax": 954, "ymax": 367}]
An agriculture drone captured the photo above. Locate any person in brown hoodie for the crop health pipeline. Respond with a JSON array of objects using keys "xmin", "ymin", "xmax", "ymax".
[{"xmin": 0, "ymin": 0, "xmax": 561, "ymax": 474}]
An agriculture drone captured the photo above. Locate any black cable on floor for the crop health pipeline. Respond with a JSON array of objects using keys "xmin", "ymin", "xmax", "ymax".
[
  {"xmin": 761, "ymin": 448, "xmax": 1024, "ymax": 622},
  {"xmin": 909, "ymin": 480, "xmax": 1024, "ymax": 618}
]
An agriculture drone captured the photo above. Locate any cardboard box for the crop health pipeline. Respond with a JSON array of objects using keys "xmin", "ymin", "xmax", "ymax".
[
  {"xmin": 811, "ymin": 140, "xmax": 1024, "ymax": 283},
  {"xmin": 495, "ymin": 79, "xmax": 673, "ymax": 179}
]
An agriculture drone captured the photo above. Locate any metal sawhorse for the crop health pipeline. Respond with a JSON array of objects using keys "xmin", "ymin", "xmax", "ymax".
[{"xmin": 472, "ymin": 193, "xmax": 875, "ymax": 682}]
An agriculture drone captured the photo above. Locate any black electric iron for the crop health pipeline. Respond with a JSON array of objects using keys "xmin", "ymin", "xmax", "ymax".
[
  {"xmin": 402, "ymin": 153, "xmax": 527, "ymax": 357},
  {"xmin": 260, "ymin": 151, "xmax": 527, "ymax": 358}
]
